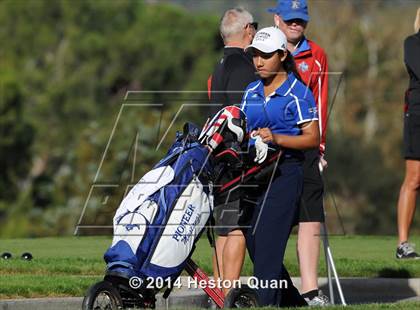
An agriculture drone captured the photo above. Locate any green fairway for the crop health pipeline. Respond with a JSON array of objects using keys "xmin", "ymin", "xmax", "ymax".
[{"xmin": 0, "ymin": 235, "xmax": 419, "ymax": 298}]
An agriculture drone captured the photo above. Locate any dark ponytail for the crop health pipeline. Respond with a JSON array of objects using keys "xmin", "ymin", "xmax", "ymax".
[{"xmin": 282, "ymin": 51, "xmax": 305, "ymax": 85}]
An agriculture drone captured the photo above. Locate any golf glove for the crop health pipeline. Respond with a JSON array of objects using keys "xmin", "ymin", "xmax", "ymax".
[{"xmin": 252, "ymin": 133, "xmax": 268, "ymax": 164}]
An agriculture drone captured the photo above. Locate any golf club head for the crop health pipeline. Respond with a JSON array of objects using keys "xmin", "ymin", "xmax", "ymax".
[
  {"xmin": 21, "ymin": 252, "xmax": 33, "ymax": 261},
  {"xmin": 1, "ymin": 252, "xmax": 12, "ymax": 259}
]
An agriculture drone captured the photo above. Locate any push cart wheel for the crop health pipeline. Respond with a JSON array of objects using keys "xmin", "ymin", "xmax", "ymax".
[
  {"xmin": 82, "ymin": 280, "xmax": 123, "ymax": 310},
  {"xmin": 224, "ymin": 284, "xmax": 258, "ymax": 308}
]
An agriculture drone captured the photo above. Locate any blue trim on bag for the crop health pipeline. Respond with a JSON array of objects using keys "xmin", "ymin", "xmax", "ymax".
[
  {"xmin": 158, "ymin": 187, "xmax": 167, "ymax": 214},
  {"xmin": 107, "ymin": 261, "xmax": 135, "ymax": 270},
  {"xmin": 155, "ymin": 142, "xmax": 201, "ymax": 168}
]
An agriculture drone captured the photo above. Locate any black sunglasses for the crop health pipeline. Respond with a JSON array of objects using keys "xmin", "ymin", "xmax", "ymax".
[
  {"xmin": 246, "ymin": 22, "xmax": 258, "ymax": 30},
  {"xmin": 284, "ymin": 18, "xmax": 306, "ymax": 26}
]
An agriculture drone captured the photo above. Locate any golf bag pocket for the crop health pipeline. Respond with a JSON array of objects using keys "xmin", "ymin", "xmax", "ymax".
[
  {"xmin": 105, "ymin": 199, "xmax": 159, "ymax": 271},
  {"xmin": 112, "ymin": 200, "xmax": 158, "ymax": 253},
  {"xmin": 143, "ymin": 177, "xmax": 211, "ymax": 277},
  {"xmin": 113, "ymin": 165, "xmax": 174, "ymax": 221}
]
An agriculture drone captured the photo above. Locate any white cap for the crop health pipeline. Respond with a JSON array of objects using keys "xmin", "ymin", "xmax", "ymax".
[{"xmin": 246, "ymin": 26, "xmax": 288, "ymax": 53}]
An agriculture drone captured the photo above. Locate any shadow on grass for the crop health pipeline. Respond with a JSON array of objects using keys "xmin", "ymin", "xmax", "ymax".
[
  {"xmin": 319, "ymin": 268, "xmax": 417, "ymax": 304},
  {"xmin": 377, "ymin": 268, "xmax": 412, "ymax": 278}
]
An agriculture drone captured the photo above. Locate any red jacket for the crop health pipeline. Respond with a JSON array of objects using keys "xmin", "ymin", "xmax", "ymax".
[{"xmin": 293, "ymin": 38, "xmax": 328, "ymax": 155}]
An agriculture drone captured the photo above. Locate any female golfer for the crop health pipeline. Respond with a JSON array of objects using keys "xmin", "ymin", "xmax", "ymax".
[
  {"xmin": 240, "ymin": 27, "xmax": 319, "ymax": 306},
  {"xmin": 396, "ymin": 8, "xmax": 420, "ymax": 260}
]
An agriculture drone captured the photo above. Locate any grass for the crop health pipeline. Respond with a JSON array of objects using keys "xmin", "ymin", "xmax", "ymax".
[
  {"xmin": 192, "ymin": 234, "xmax": 420, "ymax": 278},
  {"xmin": 0, "ymin": 274, "xmax": 102, "ymax": 299},
  {"xmin": 0, "ymin": 236, "xmax": 108, "ymax": 298},
  {"xmin": 0, "ymin": 235, "xmax": 419, "ymax": 298}
]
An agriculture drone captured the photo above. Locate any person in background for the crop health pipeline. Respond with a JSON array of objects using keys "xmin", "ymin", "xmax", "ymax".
[
  {"xmin": 267, "ymin": 0, "xmax": 330, "ymax": 305},
  {"xmin": 396, "ymin": 7, "xmax": 420, "ymax": 260},
  {"xmin": 208, "ymin": 7, "xmax": 258, "ymax": 295},
  {"xmin": 208, "ymin": 7, "xmax": 258, "ymax": 116}
]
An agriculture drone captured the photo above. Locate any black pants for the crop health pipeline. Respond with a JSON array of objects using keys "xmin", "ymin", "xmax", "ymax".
[
  {"xmin": 299, "ymin": 149, "xmax": 325, "ymax": 222},
  {"xmin": 243, "ymin": 162, "xmax": 306, "ymax": 307}
]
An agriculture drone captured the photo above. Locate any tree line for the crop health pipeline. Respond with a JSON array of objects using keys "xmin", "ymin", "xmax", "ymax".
[{"xmin": 0, "ymin": 0, "xmax": 418, "ymax": 237}]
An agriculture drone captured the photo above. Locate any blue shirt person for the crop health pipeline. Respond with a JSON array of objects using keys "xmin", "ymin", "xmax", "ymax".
[
  {"xmin": 241, "ymin": 72, "xmax": 317, "ymax": 156},
  {"xmin": 239, "ymin": 26, "xmax": 319, "ymax": 307}
]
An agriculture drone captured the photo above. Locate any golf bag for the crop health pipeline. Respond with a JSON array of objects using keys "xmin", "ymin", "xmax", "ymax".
[
  {"xmin": 104, "ymin": 106, "xmax": 247, "ymax": 283},
  {"xmin": 104, "ymin": 123, "xmax": 214, "ymax": 281}
]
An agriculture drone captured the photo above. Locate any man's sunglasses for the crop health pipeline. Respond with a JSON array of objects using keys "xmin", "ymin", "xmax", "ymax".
[
  {"xmin": 246, "ymin": 22, "xmax": 258, "ymax": 30},
  {"xmin": 284, "ymin": 18, "xmax": 307, "ymax": 26}
]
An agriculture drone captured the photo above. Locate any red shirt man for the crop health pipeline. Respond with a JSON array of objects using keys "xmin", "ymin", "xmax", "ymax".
[
  {"xmin": 268, "ymin": 0, "xmax": 330, "ymax": 306},
  {"xmin": 293, "ymin": 39, "xmax": 328, "ymax": 155},
  {"xmin": 269, "ymin": 0, "xmax": 328, "ymax": 156}
]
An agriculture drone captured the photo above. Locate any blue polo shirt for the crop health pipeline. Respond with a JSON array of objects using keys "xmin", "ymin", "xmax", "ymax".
[{"xmin": 240, "ymin": 73, "xmax": 318, "ymax": 149}]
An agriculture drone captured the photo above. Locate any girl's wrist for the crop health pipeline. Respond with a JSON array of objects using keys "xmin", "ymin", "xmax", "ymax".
[{"xmin": 274, "ymin": 134, "xmax": 283, "ymax": 146}]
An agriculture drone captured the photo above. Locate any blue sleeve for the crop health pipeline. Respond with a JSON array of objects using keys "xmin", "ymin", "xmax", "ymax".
[{"xmin": 287, "ymin": 94, "xmax": 318, "ymax": 125}]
